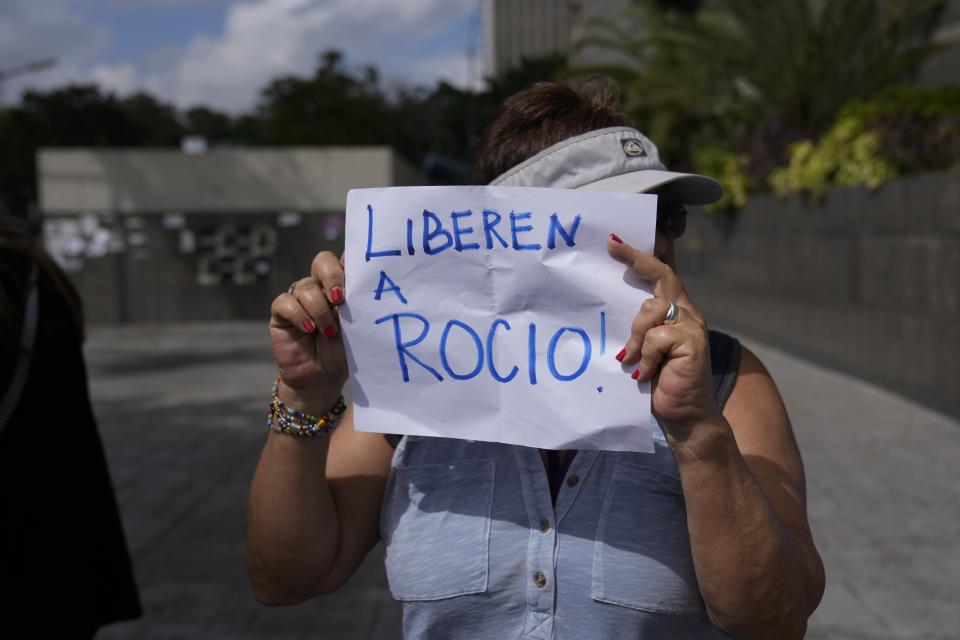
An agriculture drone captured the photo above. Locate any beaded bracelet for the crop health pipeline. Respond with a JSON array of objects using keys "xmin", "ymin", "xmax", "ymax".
[{"xmin": 267, "ymin": 378, "xmax": 348, "ymax": 438}]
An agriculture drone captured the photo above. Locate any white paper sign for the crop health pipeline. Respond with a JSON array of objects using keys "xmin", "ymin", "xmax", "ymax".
[{"xmin": 341, "ymin": 186, "xmax": 656, "ymax": 452}]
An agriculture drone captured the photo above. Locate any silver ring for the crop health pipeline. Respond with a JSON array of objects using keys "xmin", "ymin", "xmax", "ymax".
[{"xmin": 663, "ymin": 299, "xmax": 680, "ymax": 325}]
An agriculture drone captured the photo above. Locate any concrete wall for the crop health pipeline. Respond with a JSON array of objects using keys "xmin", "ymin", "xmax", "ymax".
[
  {"xmin": 37, "ymin": 146, "xmax": 427, "ymax": 325},
  {"xmin": 45, "ymin": 211, "xmax": 348, "ymax": 324},
  {"xmin": 38, "ymin": 147, "xmax": 421, "ymax": 213},
  {"xmin": 676, "ymin": 171, "xmax": 960, "ymax": 418}
]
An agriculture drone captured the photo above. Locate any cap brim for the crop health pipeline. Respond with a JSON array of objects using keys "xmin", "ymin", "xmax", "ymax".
[{"xmin": 579, "ymin": 169, "xmax": 723, "ymax": 205}]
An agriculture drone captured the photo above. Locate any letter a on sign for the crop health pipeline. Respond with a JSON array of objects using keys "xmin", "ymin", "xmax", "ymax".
[{"xmin": 373, "ymin": 270, "xmax": 408, "ymax": 304}]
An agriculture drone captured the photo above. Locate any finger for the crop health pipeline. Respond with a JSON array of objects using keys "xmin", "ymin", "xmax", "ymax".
[
  {"xmin": 618, "ymin": 297, "xmax": 702, "ymax": 366},
  {"xmin": 631, "ymin": 325, "xmax": 685, "ymax": 382},
  {"xmin": 618, "ymin": 297, "xmax": 676, "ymax": 365},
  {"xmin": 311, "ymin": 251, "xmax": 345, "ymax": 305},
  {"xmin": 270, "ymin": 292, "xmax": 316, "ymax": 335},
  {"xmin": 607, "ymin": 235, "xmax": 697, "ymax": 314},
  {"xmin": 291, "ymin": 278, "xmax": 339, "ymax": 339},
  {"xmin": 616, "ymin": 333, "xmax": 643, "ymax": 367},
  {"xmin": 315, "ymin": 325, "xmax": 349, "ymax": 387},
  {"xmin": 617, "ymin": 298, "xmax": 661, "ymax": 365}
]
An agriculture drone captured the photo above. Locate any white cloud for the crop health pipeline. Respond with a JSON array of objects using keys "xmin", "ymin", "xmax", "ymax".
[
  {"xmin": 1, "ymin": 0, "xmax": 476, "ymax": 112},
  {"xmin": 155, "ymin": 0, "xmax": 475, "ymax": 111},
  {"xmin": 89, "ymin": 62, "xmax": 138, "ymax": 94},
  {"xmin": 410, "ymin": 52, "xmax": 478, "ymax": 91},
  {"xmin": 96, "ymin": 0, "xmax": 230, "ymax": 7},
  {"xmin": 69, "ymin": 0, "xmax": 232, "ymax": 9},
  {"xmin": 0, "ymin": 0, "xmax": 107, "ymax": 103},
  {"xmin": 0, "ymin": 1, "xmax": 104, "ymax": 62}
]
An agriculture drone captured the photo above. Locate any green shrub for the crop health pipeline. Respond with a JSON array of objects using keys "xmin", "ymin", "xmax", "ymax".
[
  {"xmin": 692, "ymin": 147, "xmax": 751, "ymax": 212},
  {"xmin": 769, "ymin": 117, "xmax": 897, "ymax": 198},
  {"xmin": 769, "ymin": 85, "xmax": 960, "ymax": 199}
]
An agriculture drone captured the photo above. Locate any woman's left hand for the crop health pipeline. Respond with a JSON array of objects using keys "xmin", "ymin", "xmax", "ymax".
[{"xmin": 607, "ymin": 234, "xmax": 722, "ymax": 433}]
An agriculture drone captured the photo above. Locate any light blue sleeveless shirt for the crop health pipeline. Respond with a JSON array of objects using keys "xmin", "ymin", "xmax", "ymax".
[{"xmin": 379, "ymin": 331, "xmax": 739, "ymax": 639}]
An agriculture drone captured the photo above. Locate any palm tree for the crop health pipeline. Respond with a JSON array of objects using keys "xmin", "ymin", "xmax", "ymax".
[{"xmin": 575, "ymin": 0, "xmax": 945, "ymax": 174}]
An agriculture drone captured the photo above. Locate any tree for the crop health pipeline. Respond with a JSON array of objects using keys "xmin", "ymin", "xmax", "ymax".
[
  {"xmin": 119, "ymin": 92, "xmax": 183, "ymax": 145},
  {"xmin": 0, "ymin": 49, "xmax": 572, "ymax": 215},
  {"xmin": 0, "ymin": 85, "xmax": 186, "ymax": 216},
  {"xmin": 184, "ymin": 106, "xmax": 237, "ymax": 144},
  {"xmin": 579, "ymin": 0, "xmax": 947, "ymax": 178},
  {"xmin": 391, "ymin": 54, "xmax": 569, "ymax": 182},
  {"xmin": 252, "ymin": 50, "xmax": 392, "ymax": 145}
]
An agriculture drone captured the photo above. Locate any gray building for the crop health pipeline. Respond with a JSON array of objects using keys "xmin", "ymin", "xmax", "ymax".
[
  {"xmin": 38, "ymin": 146, "xmax": 425, "ymax": 324},
  {"xmin": 484, "ymin": 0, "xmax": 581, "ymax": 75},
  {"xmin": 483, "ymin": 0, "xmax": 688, "ymax": 76}
]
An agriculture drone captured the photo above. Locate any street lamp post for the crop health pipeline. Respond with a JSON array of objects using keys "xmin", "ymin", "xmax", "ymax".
[{"xmin": 0, "ymin": 58, "xmax": 57, "ymax": 105}]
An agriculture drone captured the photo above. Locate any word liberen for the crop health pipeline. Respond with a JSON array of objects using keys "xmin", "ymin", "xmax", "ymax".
[{"xmin": 365, "ymin": 205, "xmax": 583, "ymax": 261}]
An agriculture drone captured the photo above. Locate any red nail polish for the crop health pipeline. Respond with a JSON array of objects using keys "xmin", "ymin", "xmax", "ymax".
[
  {"xmin": 631, "ymin": 368, "xmax": 641, "ymax": 380},
  {"xmin": 610, "ymin": 233, "xmax": 623, "ymax": 244},
  {"xmin": 330, "ymin": 287, "xmax": 344, "ymax": 303},
  {"xmin": 615, "ymin": 348, "xmax": 626, "ymax": 362},
  {"xmin": 302, "ymin": 319, "xmax": 316, "ymax": 333},
  {"xmin": 324, "ymin": 323, "xmax": 338, "ymax": 338}
]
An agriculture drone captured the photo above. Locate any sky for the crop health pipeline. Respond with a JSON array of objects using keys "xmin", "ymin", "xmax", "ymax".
[{"xmin": 0, "ymin": 0, "xmax": 481, "ymax": 113}]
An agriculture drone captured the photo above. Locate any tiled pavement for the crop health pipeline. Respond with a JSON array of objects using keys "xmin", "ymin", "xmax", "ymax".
[
  {"xmin": 88, "ymin": 322, "xmax": 959, "ymax": 639},
  {"xmin": 90, "ymin": 323, "xmax": 400, "ymax": 640}
]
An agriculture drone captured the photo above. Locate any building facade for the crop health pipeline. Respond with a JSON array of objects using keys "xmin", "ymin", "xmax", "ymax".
[
  {"xmin": 484, "ymin": 0, "xmax": 581, "ymax": 76},
  {"xmin": 483, "ymin": 0, "xmax": 696, "ymax": 76},
  {"xmin": 38, "ymin": 147, "xmax": 425, "ymax": 324}
]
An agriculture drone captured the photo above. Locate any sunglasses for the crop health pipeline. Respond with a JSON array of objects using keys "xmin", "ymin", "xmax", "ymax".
[{"xmin": 656, "ymin": 200, "xmax": 687, "ymax": 240}]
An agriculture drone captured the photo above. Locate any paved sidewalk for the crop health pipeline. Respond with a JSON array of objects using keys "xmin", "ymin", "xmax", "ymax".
[
  {"xmin": 90, "ymin": 323, "xmax": 401, "ymax": 640},
  {"xmin": 88, "ymin": 322, "xmax": 959, "ymax": 639},
  {"xmin": 751, "ymin": 339, "xmax": 960, "ymax": 640}
]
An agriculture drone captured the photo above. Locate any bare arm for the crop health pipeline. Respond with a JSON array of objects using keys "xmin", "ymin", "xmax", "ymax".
[
  {"xmin": 608, "ymin": 237, "xmax": 824, "ymax": 638},
  {"xmin": 245, "ymin": 252, "xmax": 394, "ymax": 605},
  {"xmin": 668, "ymin": 347, "xmax": 824, "ymax": 639},
  {"xmin": 246, "ymin": 403, "xmax": 394, "ymax": 604}
]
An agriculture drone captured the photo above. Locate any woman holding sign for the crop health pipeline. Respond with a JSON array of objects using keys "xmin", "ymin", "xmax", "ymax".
[{"xmin": 247, "ymin": 80, "xmax": 824, "ymax": 639}]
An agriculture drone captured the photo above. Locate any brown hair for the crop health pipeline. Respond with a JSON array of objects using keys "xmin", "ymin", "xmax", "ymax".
[{"xmin": 472, "ymin": 78, "xmax": 633, "ymax": 185}]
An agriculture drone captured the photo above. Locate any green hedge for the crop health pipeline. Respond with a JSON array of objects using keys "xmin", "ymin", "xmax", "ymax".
[
  {"xmin": 770, "ymin": 85, "xmax": 960, "ymax": 199},
  {"xmin": 693, "ymin": 85, "xmax": 960, "ymax": 210}
]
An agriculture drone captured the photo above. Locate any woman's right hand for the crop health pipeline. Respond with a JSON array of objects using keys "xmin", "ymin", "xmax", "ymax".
[{"xmin": 269, "ymin": 251, "xmax": 348, "ymax": 414}]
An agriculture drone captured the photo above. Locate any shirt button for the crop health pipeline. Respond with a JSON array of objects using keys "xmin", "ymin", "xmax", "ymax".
[
  {"xmin": 539, "ymin": 518, "xmax": 550, "ymax": 533},
  {"xmin": 534, "ymin": 571, "xmax": 547, "ymax": 588},
  {"xmin": 566, "ymin": 474, "xmax": 579, "ymax": 487}
]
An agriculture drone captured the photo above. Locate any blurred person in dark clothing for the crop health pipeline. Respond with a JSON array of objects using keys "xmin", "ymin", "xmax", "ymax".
[{"xmin": 0, "ymin": 218, "xmax": 141, "ymax": 638}]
